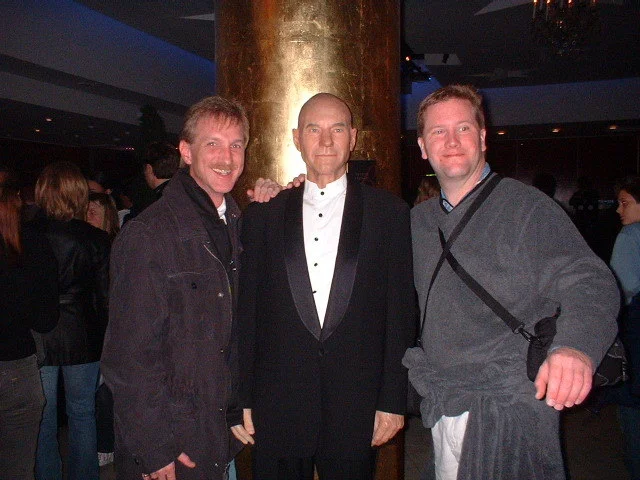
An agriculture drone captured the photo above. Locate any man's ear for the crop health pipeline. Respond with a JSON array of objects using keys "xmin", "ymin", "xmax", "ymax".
[
  {"xmin": 417, "ymin": 137, "xmax": 428, "ymax": 160},
  {"xmin": 349, "ymin": 128, "xmax": 357, "ymax": 152},
  {"xmin": 292, "ymin": 128, "xmax": 301, "ymax": 152},
  {"xmin": 178, "ymin": 140, "xmax": 192, "ymax": 165}
]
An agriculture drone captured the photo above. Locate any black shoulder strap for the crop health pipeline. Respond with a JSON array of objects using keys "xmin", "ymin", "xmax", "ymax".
[
  {"xmin": 438, "ymin": 229, "xmax": 525, "ymax": 334},
  {"xmin": 417, "ymin": 174, "xmax": 502, "ymax": 343}
]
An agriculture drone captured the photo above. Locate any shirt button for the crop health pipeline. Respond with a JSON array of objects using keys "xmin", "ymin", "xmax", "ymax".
[
  {"xmin": 319, "ymin": 213, "xmax": 323, "ymax": 217},
  {"xmin": 219, "ymin": 407, "xmax": 223, "ymax": 412},
  {"xmin": 217, "ymin": 292, "xmax": 224, "ymax": 298},
  {"xmin": 320, "ymin": 191, "xmax": 325, "ymax": 196},
  {"xmin": 314, "ymin": 263, "xmax": 318, "ymax": 267},
  {"xmin": 220, "ymin": 348, "xmax": 225, "ymax": 353},
  {"xmin": 314, "ymin": 237, "xmax": 318, "ymax": 241},
  {"xmin": 214, "ymin": 463, "xmax": 219, "ymax": 468}
]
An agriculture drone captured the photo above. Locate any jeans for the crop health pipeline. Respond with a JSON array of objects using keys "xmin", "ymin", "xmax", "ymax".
[
  {"xmin": 0, "ymin": 355, "xmax": 45, "ymax": 480},
  {"xmin": 228, "ymin": 459, "xmax": 237, "ymax": 480},
  {"xmin": 35, "ymin": 362, "xmax": 100, "ymax": 480}
]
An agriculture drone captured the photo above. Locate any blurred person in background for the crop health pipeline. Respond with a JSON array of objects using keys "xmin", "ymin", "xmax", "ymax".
[
  {"xmin": 87, "ymin": 192, "xmax": 120, "ymax": 241},
  {"xmin": 143, "ymin": 141, "xmax": 181, "ymax": 201},
  {"xmin": 609, "ymin": 175, "xmax": 640, "ymax": 480},
  {"xmin": 85, "ymin": 171, "xmax": 112, "ymax": 195},
  {"xmin": 0, "ymin": 172, "xmax": 58, "ymax": 479},
  {"xmin": 85, "ymin": 191, "xmax": 120, "ymax": 467},
  {"xmin": 32, "ymin": 161, "xmax": 110, "ymax": 480},
  {"xmin": 414, "ymin": 174, "xmax": 441, "ymax": 206}
]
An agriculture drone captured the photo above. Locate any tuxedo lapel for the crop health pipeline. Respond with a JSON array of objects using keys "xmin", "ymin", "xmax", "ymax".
[
  {"xmin": 284, "ymin": 186, "xmax": 322, "ymax": 340},
  {"xmin": 321, "ymin": 180, "xmax": 362, "ymax": 342}
]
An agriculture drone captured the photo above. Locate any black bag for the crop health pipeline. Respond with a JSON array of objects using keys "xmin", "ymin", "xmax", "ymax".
[
  {"xmin": 445, "ymin": 242, "xmax": 628, "ymax": 387},
  {"xmin": 594, "ymin": 337, "xmax": 628, "ymax": 386},
  {"xmin": 525, "ymin": 310, "xmax": 559, "ymax": 381},
  {"xmin": 525, "ymin": 309, "xmax": 627, "ymax": 386}
]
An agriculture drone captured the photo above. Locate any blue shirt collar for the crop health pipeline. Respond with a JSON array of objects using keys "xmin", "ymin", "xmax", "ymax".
[{"xmin": 441, "ymin": 163, "xmax": 492, "ymax": 212}]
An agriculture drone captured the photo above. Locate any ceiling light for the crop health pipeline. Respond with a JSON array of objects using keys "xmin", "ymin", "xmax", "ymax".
[
  {"xmin": 497, "ymin": 130, "xmax": 506, "ymax": 135},
  {"xmin": 608, "ymin": 124, "xmax": 618, "ymax": 130},
  {"xmin": 552, "ymin": 127, "xmax": 561, "ymax": 133},
  {"xmin": 45, "ymin": 118, "xmax": 52, "ymax": 122},
  {"xmin": 532, "ymin": 0, "xmax": 600, "ymax": 56},
  {"xmin": 34, "ymin": 128, "xmax": 40, "ymax": 133}
]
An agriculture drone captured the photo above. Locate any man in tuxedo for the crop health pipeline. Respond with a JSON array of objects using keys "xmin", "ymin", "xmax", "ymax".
[{"xmin": 231, "ymin": 93, "xmax": 415, "ymax": 479}]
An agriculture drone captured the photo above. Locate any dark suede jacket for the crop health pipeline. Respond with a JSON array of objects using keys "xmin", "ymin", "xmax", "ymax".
[{"xmin": 101, "ymin": 170, "xmax": 243, "ymax": 480}]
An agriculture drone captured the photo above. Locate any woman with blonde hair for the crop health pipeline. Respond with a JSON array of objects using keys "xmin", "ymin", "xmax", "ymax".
[
  {"xmin": 85, "ymin": 190, "xmax": 119, "ymax": 466},
  {"xmin": 32, "ymin": 161, "xmax": 110, "ymax": 480},
  {"xmin": 0, "ymin": 172, "xmax": 58, "ymax": 479},
  {"xmin": 86, "ymin": 192, "xmax": 120, "ymax": 241}
]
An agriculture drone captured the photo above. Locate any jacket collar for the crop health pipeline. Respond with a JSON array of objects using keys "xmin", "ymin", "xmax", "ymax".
[
  {"xmin": 284, "ymin": 178, "xmax": 362, "ymax": 341},
  {"xmin": 162, "ymin": 168, "xmax": 241, "ymax": 242}
]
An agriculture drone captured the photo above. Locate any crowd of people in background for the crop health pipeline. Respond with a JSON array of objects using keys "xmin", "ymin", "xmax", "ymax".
[
  {"xmin": 0, "ymin": 87, "xmax": 639, "ymax": 480},
  {"xmin": 0, "ymin": 143, "xmax": 181, "ymax": 480}
]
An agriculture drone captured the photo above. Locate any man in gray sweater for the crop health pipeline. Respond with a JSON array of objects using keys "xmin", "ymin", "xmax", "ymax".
[{"xmin": 403, "ymin": 84, "xmax": 619, "ymax": 480}]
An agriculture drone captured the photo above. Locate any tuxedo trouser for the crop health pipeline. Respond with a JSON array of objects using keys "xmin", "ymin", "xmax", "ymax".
[{"xmin": 253, "ymin": 449, "xmax": 377, "ymax": 480}]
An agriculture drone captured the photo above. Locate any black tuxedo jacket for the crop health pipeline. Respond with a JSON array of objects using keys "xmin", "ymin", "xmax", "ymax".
[{"xmin": 237, "ymin": 179, "xmax": 416, "ymax": 459}]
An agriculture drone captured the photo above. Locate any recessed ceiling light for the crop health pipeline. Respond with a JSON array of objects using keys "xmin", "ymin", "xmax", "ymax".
[
  {"xmin": 45, "ymin": 118, "xmax": 52, "ymax": 122},
  {"xmin": 34, "ymin": 128, "xmax": 40, "ymax": 133},
  {"xmin": 497, "ymin": 130, "xmax": 506, "ymax": 135},
  {"xmin": 609, "ymin": 124, "xmax": 618, "ymax": 130},
  {"xmin": 552, "ymin": 128, "xmax": 561, "ymax": 133}
]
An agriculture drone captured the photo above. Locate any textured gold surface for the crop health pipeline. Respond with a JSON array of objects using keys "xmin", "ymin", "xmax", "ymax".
[
  {"xmin": 217, "ymin": 6, "xmax": 403, "ymax": 478},
  {"xmin": 216, "ymin": 0, "xmax": 401, "ymax": 206}
]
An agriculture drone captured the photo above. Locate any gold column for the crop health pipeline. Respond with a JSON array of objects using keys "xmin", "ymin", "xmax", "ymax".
[
  {"xmin": 216, "ymin": 2, "xmax": 404, "ymax": 479},
  {"xmin": 216, "ymin": 0, "xmax": 402, "ymax": 206}
]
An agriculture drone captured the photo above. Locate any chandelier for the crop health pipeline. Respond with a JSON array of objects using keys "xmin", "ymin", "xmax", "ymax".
[{"xmin": 532, "ymin": 0, "xmax": 600, "ymax": 56}]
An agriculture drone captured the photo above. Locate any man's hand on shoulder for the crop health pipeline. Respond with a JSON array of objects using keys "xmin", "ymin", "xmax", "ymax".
[
  {"xmin": 534, "ymin": 346, "xmax": 594, "ymax": 410},
  {"xmin": 371, "ymin": 411, "xmax": 404, "ymax": 447},
  {"xmin": 246, "ymin": 174, "xmax": 306, "ymax": 203},
  {"xmin": 146, "ymin": 452, "xmax": 195, "ymax": 480},
  {"xmin": 230, "ymin": 408, "xmax": 255, "ymax": 445}
]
